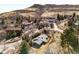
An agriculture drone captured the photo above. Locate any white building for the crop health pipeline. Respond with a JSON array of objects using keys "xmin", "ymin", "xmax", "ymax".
[{"xmin": 32, "ymin": 34, "xmax": 48, "ymax": 48}]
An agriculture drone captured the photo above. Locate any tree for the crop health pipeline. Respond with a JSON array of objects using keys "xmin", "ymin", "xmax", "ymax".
[
  {"xmin": 50, "ymin": 23, "xmax": 54, "ymax": 28},
  {"xmin": 20, "ymin": 40, "xmax": 30, "ymax": 54},
  {"xmin": 64, "ymin": 15, "xmax": 68, "ymax": 19},
  {"xmin": 61, "ymin": 27, "xmax": 78, "ymax": 53},
  {"xmin": 22, "ymin": 34, "xmax": 32, "ymax": 47},
  {"xmin": 2, "ymin": 19, "xmax": 5, "ymax": 25},
  {"xmin": 16, "ymin": 16, "xmax": 20, "ymax": 23},
  {"xmin": 16, "ymin": 16, "xmax": 22, "ymax": 24},
  {"xmin": 57, "ymin": 14, "xmax": 64, "ymax": 21},
  {"xmin": 27, "ymin": 16, "xmax": 32, "ymax": 22},
  {"xmin": 6, "ymin": 31, "xmax": 21, "ymax": 40},
  {"xmin": 6, "ymin": 31, "xmax": 17, "ymax": 39},
  {"xmin": 73, "ymin": 12, "xmax": 76, "ymax": 17},
  {"xmin": 57, "ymin": 14, "xmax": 60, "ymax": 20}
]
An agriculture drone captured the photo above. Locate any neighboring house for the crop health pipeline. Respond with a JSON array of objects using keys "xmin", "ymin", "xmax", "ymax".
[
  {"xmin": 32, "ymin": 34, "xmax": 48, "ymax": 48},
  {"xmin": 48, "ymin": 18, "xmax": 57, "ymax": 23},
  {"xmin": 47, "ymin": 18, "xmax": 58, "ymax": 28}
]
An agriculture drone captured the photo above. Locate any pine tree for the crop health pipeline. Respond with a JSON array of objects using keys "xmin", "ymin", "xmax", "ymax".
[
  {"xmin": 61, "ymin": 27, "xmax": 78, "ymax": 53},
  {"xmin": 20, "ymin": 40, "xmax": 30, "ymax": 54}
]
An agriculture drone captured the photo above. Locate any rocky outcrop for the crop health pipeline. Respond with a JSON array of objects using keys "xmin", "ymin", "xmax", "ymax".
[{"xmin": 0, "ymin": 37, "xmax": 22, "ymax": 54}]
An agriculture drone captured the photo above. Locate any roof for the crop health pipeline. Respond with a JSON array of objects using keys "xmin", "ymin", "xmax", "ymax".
[
  {"xmin": 33, "ymin": 39, "xmax": 43, "ymax": 45},
  {"xmin": 33, "ymin": 34, "xmax": 48, "ymax": 45}
]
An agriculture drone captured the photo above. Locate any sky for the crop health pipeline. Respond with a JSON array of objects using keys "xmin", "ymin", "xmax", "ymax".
[
  {"xmin": 0, "ymin": 4, "xmax": 32, "ymax": 13},
  {"xmin": 0, "ymin": 0, "xmax": 79, "ymax": 13}
]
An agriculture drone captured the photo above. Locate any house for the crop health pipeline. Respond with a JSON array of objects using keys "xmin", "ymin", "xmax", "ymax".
[
  {"xmin": 48, "ymin": 18, "xmax": 57, "ymax": 23},
  {"xmin": 32, "ymin": 34, "xmax": 48, "ymax": 48},
  {"xmin": 47, "ymin": 18, "xmax": 58, "ymax": 28}
]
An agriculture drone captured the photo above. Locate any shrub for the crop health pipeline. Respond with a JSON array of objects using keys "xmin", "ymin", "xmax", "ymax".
[
  {"xmin": 20, "ymin": 40, "xmax": 30, "ymax": 54},
  {"xmin": 22, "ymin": 35, "xmax": 32, "ymax": 46},
  {"xmin": 57, "ymin": 14, "xmax": 64, "ymax": 21},
  {"xmin": 72, "ymin": 12, "xmax": 76, "ymax": 17},
  {"xmin": 16, "ymin": 16, "xmax": 22, "ymax": 24},
  {"xmin": 6, "ymin": 31, "xmax": 21, "ymax": 39}
]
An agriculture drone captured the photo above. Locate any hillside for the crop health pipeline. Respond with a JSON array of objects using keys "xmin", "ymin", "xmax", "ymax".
[{"xmin": 0, "ymin": 4, "xmax": 79, "ymax": 54}]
